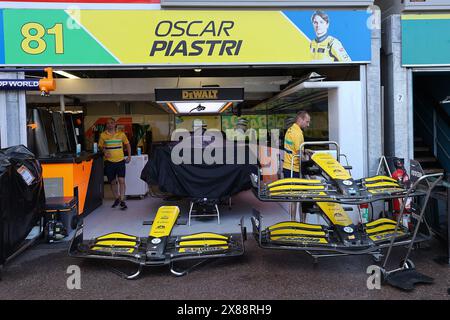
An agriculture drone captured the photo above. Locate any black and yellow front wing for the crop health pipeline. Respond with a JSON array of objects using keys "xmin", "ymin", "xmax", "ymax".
[
  {"xmin": 251, "ymin": 210, "xmax": 430, "ymax": 255},
  {"xmin": 252, "ymin": 174, "xmax": 427, "ymax": 205},
  {"xmin": 69, "ymin": 207, "xmax": 245, "ymax": 278}
]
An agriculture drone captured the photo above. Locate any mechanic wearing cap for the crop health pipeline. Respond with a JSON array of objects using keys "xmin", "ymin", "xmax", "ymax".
[
  {"xmin": 310, "ymin": 10, "xmax": 351, "ymax": 62},
  {"xmin": 99, "ymin": 118, "xmax": 131, "ymax": 210},
  {"xmin": 282, "ymin": 111, "xmax": 311, "ymax": 178}
]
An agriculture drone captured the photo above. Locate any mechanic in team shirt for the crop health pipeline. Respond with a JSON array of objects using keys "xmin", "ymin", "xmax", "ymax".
[{"xmin": 98, "ymin": 118, "xmax": 132, "ymax": 210}]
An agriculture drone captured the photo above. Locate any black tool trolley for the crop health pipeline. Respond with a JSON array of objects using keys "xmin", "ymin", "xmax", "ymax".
[{"xmin": 44, "ymin": 196, "xmax": 78, "ymax": 242}]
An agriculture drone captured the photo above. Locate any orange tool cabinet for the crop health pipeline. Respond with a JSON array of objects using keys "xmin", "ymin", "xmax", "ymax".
[{"xmin": 40, "ymin": 153, "xmax": 103, "ymax": 216}]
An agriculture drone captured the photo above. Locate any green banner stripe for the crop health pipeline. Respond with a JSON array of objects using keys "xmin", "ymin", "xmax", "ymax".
[
  {"xmin": 4, "ymin": 9, "xmax": 118, "ymax": 65},
  {"xmin": 402, "ymin": 19, "xmax": 450, "ymax": 65}
]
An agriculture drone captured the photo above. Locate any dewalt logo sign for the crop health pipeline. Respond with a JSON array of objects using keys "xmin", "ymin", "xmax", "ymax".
[
  {"xmin": 155, "ymin": 88, "xmax": 244, "ymax": 102},
  {"xmin": 182, "ymin": 89, "xmax": 219, "ymax": 100}
]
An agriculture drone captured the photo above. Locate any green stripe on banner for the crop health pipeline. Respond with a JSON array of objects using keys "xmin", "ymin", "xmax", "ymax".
[
  {"xmin": 3, "ymin": 9, "xmax": 118, "ymax": 65},
  {"xmin": 0, "ymin": 10, "xmax": 5, "ymax": 64},
  {"xmin": 402, "ymin": 18, "xmax": 450, "ymax": 65}
]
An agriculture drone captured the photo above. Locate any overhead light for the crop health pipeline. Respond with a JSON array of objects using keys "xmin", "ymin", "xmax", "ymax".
[
  {"xmin": 171, "ymin": 102, "xmax": 226, "ymax": 114},
  {"xmin": 54, "ymin": 70, "xmax": 80, "ymax": 79},
  {"xmin": 194, "ymin": 68, "xmax": 202, "ymax": 73}
]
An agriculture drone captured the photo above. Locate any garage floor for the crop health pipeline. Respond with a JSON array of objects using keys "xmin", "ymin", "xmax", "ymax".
[{"xmin": 0, "ymin": 189, "xmax": 449, "ymax": 300}]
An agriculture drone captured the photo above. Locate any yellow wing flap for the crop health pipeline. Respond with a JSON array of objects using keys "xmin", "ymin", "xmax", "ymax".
[
  {"xmin": 268, "ymin": 221, "xmax": 328, "ymax": 242},
  {"xmin": 364, "ymin": 218, "xmax": 408, "ymax": 243},
  {"xmin": 365, "ymin": 218, "xmax": 397, "ymax": 228},
  {"xmin": 89, "ymin": 232, "xmax": 140, "ymax": 254},
  {"xmin": 267, "ymin": 178, "xmax": 322, "ymax": 188},
  {"xmin": 178, "ymin": 245, "xmax": 229, "ymax": 253},
  {"xmin": 269, "ymin": 184, "xmax": 325, "ymax": 192},
  {"xmin": 90, "ymin": 246, "xmax": 135, "ymax": 254},
  {"xmin": 178, "ymin": 240, "xmax": 228, "ymax": 247},
  {"xmin": 269, "ymin": 191, "xmax": 327, "ymax": 197},
  {"xmin": 96, "ymin": 232, "xmax": 138, "ymax": 241},
  {"xmin": 270, "ymin": 229, "xmax": 326, "ymax": 237},
  {"xmin": 149, "ymin": 206, "xmax": 180, "ymax": 238},
  {"xmin": 270, "ymin": 236, "xmax": 329, "ymax": 244},
  {"xmin": 366, "ymin": 224, "xmax": 400, "ymax": 235},
  {"xmin": 176, "ymin": 232, "xmax": 231, "ymax": 253},
  {"xmin": 180, "ymin": 232, "xmax": 228, "ymax": 241},
  {"xmin": 90, "ymin": 239, "xmax": 139, "ymax": 254},
  {"xmin": 368, "ymin": 187, "xmax": 404, "ymax": 194},
  {"xmin": 311, "ymin": 153, "xmax": 351, "ymax": 180},
  {"xmin": 268, "ymin": 221, "xmax": 323, "ymax": 231},
  {"xmin": 365, "ymin": 181, "xmax": 401, "ymax": 189},
  {"xmin": 93, "ymin": 239, "xmax": 138, "ymax": 247},
  {"xmin": 364, "ymin": 175, "xmax": 397, "ymax": 183},
  {"xmin": 368, "ymin": 230, "xmax": 407, "ymax": 243}
]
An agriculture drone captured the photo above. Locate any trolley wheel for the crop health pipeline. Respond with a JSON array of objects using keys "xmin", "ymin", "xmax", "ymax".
[
  {"xmin": 372, "ymin": 253, "xmax": 382, "ymax": 263},
  {"xmin": 71, "ymin": 216, "xmax": 79, "ymax": 230},
  {"xmin": 400, "ymin": 259, "xmax": 415, "ymax": 270}
]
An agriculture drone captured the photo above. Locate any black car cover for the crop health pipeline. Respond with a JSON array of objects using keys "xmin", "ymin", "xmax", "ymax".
[
  {"xmin": 0, "ymin": 145, "xmax": 45, "ymax": 265},
  {"xmin": 141, "ymin": 139, "xmax": 258, "ymax": 200}
]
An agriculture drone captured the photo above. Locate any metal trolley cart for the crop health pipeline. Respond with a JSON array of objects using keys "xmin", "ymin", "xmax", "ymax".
[{"xmin": 250, "ymin": 141, "xmax": 442, "ymax": 268}]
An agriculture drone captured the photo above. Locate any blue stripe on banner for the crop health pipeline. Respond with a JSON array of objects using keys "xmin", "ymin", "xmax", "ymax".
[{"xmin": 0, "ymin": 10, "xmax": 5, "ymax": 64}]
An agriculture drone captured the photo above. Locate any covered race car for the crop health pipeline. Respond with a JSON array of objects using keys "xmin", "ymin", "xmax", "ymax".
[
  {"xmin": 69, "ymin": 206, "xmax": 245, "ymax": 279},
  {"xmin": 251, "ymin": 141, "xmax": 440, "ymax": 262}
]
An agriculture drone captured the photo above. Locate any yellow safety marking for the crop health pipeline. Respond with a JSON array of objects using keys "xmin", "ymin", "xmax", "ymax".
[
  {"xmin": 311, "ymin": 153, "xmax": 351, "ymax": 180},
  {"xmin": 149, "ymin": 206, "xmax": 180, "ymax": 238}
]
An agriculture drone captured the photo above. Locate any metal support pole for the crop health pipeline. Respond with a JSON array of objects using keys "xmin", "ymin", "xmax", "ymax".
[
  {"xmin": 60, "ymin": 95, "xmax": 65, "ymax": 112},
  {"xmin": 0, "ymin": 72, "xmax": 27, "ymax": 148}
]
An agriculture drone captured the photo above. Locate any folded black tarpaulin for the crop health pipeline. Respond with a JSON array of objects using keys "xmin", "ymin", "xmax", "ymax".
[
  {"xmin": 141, "ymin": 140, "xmax": 258, "ymax": 200},
  {"xmin": 0, "ymin": 145, "xmax": 45, "ymax": 266}
]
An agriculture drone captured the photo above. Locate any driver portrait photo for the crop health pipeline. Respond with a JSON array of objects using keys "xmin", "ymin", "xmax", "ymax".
[{"xmin": 310, "ymin": 10, "xmax": 351, "ymax": 62}]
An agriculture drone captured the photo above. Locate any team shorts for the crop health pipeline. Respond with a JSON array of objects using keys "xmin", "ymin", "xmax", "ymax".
[{"xmin": 104, "ymin": 160, "xmax": 126, "ymax": 183}]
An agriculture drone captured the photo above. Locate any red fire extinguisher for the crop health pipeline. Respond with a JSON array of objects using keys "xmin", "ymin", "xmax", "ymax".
[
  {"xmin": 359, "ymin": 203, "xmax": 369, "ymax": 224},
  {"xmin": 391, "ymin": 158, "xmax": 412, "ymax": 229}
]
